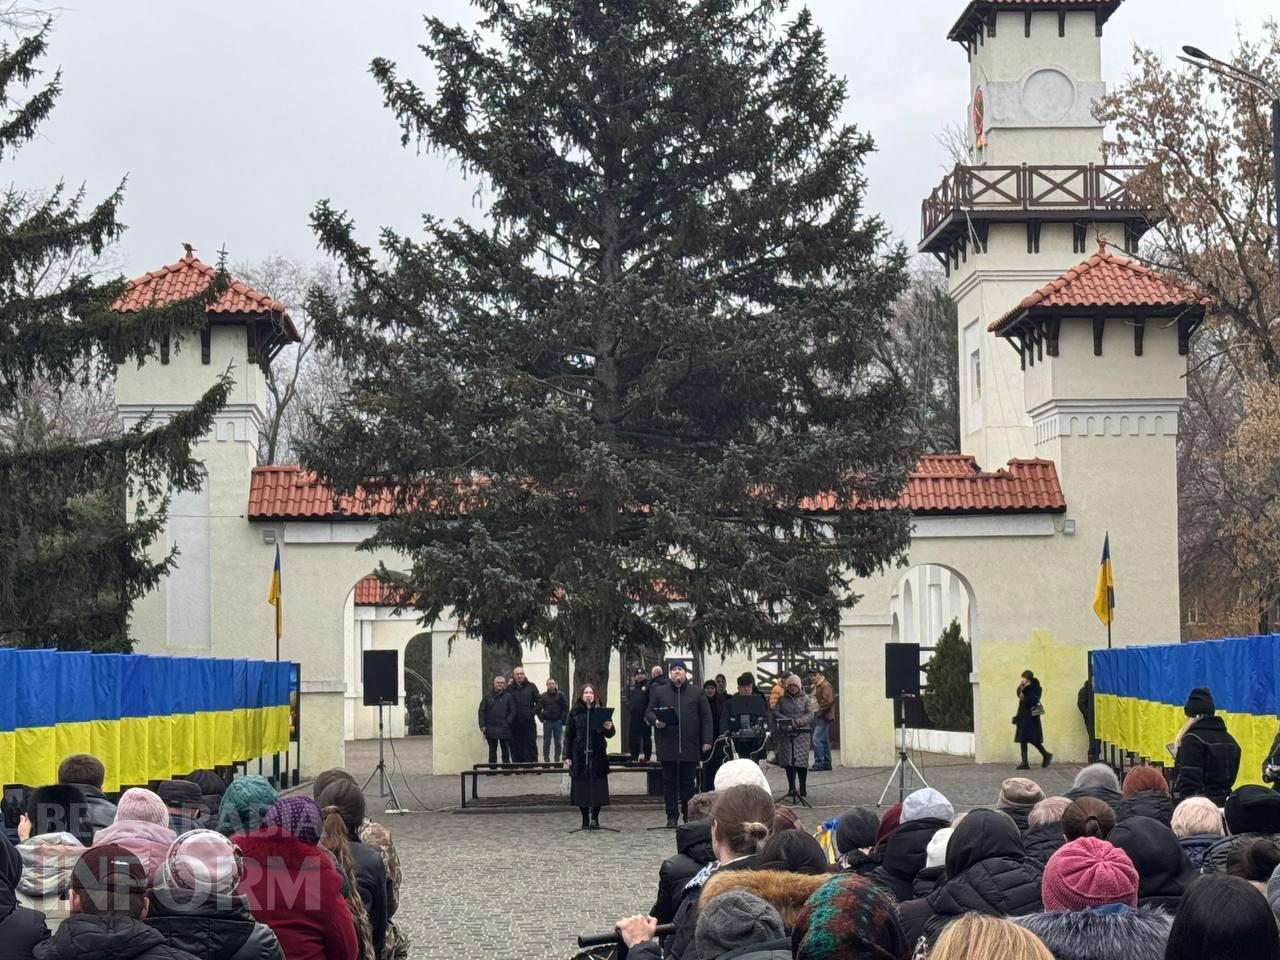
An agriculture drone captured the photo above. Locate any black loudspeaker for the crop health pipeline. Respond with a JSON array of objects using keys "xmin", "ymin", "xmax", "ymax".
[
  {"xmin": 362, "ymin": 650, "xmax": 399, "ymax": 706},
  {"xmin": 884, "ymin": 643, "xmax": 921, "ymax": 699}
]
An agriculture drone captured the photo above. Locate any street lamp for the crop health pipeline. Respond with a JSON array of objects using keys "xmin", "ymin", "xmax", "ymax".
[{"xmin": 1179, "ymin": 45, "xmax": 1280, "ymax": 275}]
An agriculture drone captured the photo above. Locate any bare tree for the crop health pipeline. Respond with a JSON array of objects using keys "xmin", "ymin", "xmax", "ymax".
[
  {"xmin": 234, "ymin": 256, "xmax": 348, "ymax": 464},
  {"xmin": 1096, "ymin": 25, "xmax": 1280, "ymax": 636},
  {"xmin": 937, "ymin": 121, "xmax": 972, "ymax": 169},
  {"xmin": 877, "ymin": 260, "xmax": 961, "ymax": 456}
]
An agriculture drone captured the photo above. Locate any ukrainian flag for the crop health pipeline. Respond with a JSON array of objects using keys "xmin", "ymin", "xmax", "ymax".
[
  {"xmin": 1093, "ymin": 635, "xmax": 1280, "ymax": 789},
  {"xmin": 0, "ymin": 649, "xmax": 294, "ymax": 788},
  {"xmin": 1093, "ymin": 533, "xmax": 1115, "ymax": 626},
  {"xmin": 268, "ymin": 544, "xmax": 282, "ymax": 644}
]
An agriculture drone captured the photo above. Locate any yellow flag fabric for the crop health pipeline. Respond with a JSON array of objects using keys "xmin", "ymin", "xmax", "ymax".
[
  {"xmin": 268, "ymin": 544, "xmax": 282, "ymax": 640},
  {"xmin": 1093, "ymin": 533, "xmax": 1115, "ymax": 626}
]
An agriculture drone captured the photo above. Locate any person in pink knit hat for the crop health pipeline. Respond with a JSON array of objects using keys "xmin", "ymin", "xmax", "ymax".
[
  {"xmin": 1015, "ymin": 837, "xmax": 1171, "ymax": 960},
  {"xmin": 90, "ymin": 787, "xmax": 177, "ymax": 881}
]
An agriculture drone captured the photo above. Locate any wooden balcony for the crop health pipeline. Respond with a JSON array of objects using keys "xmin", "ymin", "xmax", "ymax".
[{"xmin": 919, "ymin": 163, "xmax": 1155, "ymax": 262}]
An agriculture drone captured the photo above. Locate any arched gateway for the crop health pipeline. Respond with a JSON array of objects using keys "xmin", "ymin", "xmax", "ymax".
[{"xmin": 113, "ymin": 0, "xmax": 1201, "ymax": 775}]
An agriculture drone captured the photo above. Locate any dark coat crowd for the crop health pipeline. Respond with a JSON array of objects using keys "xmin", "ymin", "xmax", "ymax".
[
  {"xmin": 0, "ymin": 753, "xmax": 407, "ymax": 960},
  {"xmin": 614, "ymin": 753, "xmax": 1280, "ymax": 960}
]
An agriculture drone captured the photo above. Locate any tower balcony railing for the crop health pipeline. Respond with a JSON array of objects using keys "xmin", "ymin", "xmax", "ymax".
[{"xmin": 919, "ymin": 163, "xmax": 1152, "ymax": 252}]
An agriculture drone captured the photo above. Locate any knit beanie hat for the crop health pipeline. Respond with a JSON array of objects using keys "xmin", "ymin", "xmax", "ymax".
[
  {"xmin": 836, "ymin": 808, "xmax": 880, "ymax": 855},
  {"xmin": 715, "ymin": 758, "xmax": 771, "ymax": 796},
  {"xmin": 1225, "ymin": 785, "xmax": 1280, "ymax": 836},
  {"xmin": 792, "ymin": 873, "xmax": 909, "ymax": 960},
  {"xmin": 214, "ymin": 775, "xmax": 278, "ymax": 836},
  {"xmin": 1121, "ymin": 765, "xmax": 1169, "ymax": 798},
  {"xmin": 115, "ymin": 788, "xmax": 170, "ymax": 827},
  {"xmin": 998, "ymin": 777, "xmax": 1045, "ymax": 809},
  {"xmin": 1184, "ymin": 687, "xmax": 1216, "ymax": 717},
  {"xmin": 263, "ymin": 796, "xmax": 323, "ymax": 846},
  {"xmin": 902, "ymin": 788, "xmax": 954, "ymax": 825},
  {"xmin": 925, "ymin": 827, "xmax": 955, "ymax": 871},
  {"xmin": 875, "ymin": 804, "xmax": 903, "ymax": 846},
  {"xmin": 1042, "ymin": 837, "xmax": 1138, "ymax": 911},
  {"xmin": 696, "ymin": 890, "xmax": 786, "ymax": 960},
  {"xmin": 156, "ymin": 829, "xmax": 242, "ymax": 897}
]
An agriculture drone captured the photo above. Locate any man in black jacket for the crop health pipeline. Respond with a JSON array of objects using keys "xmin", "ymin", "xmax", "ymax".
[
  {"xmin": 506, "ymin": 666, "xmax": 541, "ymax": 763},
  {"xmin": 37, "ymin": 843, "xmax": 201, "ymax": 960},
  {"xmin": 56, "ymin": 755, "xmax": 116, "ymax": 834},
  {"xmin": 536, "ymin": 678, "xmax": 569, "ymax": 762},
  {"xmin": 626, "ymin": 668, "xmax": 653, "ymax": 761},
  {"xmin": 645, "ymin": 661, "xmax": 712, "ymax": 827},
  {"xmin": 1078, "ymin": 679, "xmax": 1100, "ymax": 764},
  {"xmin": 1173, "ymin": 686, "xmax": 1241, "ymax": 805},
  {"xmin": 478, "ymin": 675, "xmax": 517, "ymax": 764}
]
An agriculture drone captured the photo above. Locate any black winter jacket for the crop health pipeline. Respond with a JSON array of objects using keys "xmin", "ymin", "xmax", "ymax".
[
  {"xmin": 627, "ymin": 681, "xmax": 651, "ymax": 723},
  {"xmin": 350, "ymin": 838, "xmax": 388, "ymax": 960},
  {"xmin": 899, "ymin": 810, "xmax": 1043, "ymax": 947},
  {"xmin": 1016, "ymin": 906, "xmax": 1171, "ymax": 960},
  {"xmin": 1115, "ymin": 790, "xmax": 1173, "ymax": 826},
  {"xmin": 1178, "ymin": 833, "xmax": 1220, "ymax": 870},
  {"xmin": 34, "ymin": 915, "xmax": 201, "ymax": 960},
  {"xmin": 1065, "ymin": 784, "xmax": 1123, "ymax": 811},
  {"xmin": 645, "ymin": 680, "xmax": 713, "ymax": 762},
  {"xmin": 564, "ymin": 703, "xmax": 616, "ymax": 780},
  {"xmin": 1014, "ymin": 679, "xmax": 1044, "ymax": 745},
  {"xmin": 62, "ymin": 784, "xmax": 116, "ymax": 834},
  {"xmin": 1108, "ymin": 816, "xmax": 1196, "ymax": 910},
  {"xmin": 507, "ymin": 679, "xmax": 541, "ymax": 725},
  {"xmin": 1023, "ymin": 824, "xmax": 1067, "ymax": 865},
  {"xmin": 146, "ymin": 896, "xmax": 284, "ymax": 960},
  {"xmin": 535, "ymin": 690, "xmax": 568, "ymax": 724},
  {"xmin": 478, "ymin": 688, "xmax": 517, "ymax": 740},
  {"xmin": 651, "ymin": 819, "xmax": 715, "ymax": 924},
  {"xmin": 664, "ymin": 855, "xmax": 760, "ymax": 960},
  {"xmin": 1200, "ymin": 832, "xmax": 1280, "ymax": 873},
  {"xmin": 1173, "ymin": 716, "xmax": 1241, "ymax": 804},
  {"xmin": 1001, "ymin": 805, "xmax": 1032, "ymax": 832},
  {"xmin": 872, "ymin": 817, "xmax": 949, "ymax": 904},
  {"xmin": 1, "ymin": 830, "xmax": 49, "ymax": 960}
]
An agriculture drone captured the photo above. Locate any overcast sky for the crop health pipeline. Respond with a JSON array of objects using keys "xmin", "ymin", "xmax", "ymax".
[{"xmin": 6, "ymin": 1, "xmax": 1274, "ymax": 279}]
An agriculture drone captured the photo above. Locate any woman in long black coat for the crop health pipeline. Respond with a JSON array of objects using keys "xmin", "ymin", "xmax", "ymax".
[
  {"xmin": 564, "ymin": 684, "xmax": 616, "ymax": 829},
  {"xmin": 1015, "ymin": 670, "xmax": 1053, "ymax": 770}
]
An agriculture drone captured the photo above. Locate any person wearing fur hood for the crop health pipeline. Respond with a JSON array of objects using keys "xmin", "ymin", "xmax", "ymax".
[
  {"xmin": 698, "ymin": 869, "xmax": 828, "ymax": 931},
  {"xmin": 1015, "ymin": 837, "xmax": 1171, "ymax": 960}
]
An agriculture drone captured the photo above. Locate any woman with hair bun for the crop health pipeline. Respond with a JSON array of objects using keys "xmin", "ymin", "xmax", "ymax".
[{"xmin": 1061, "ymin": 797, "xmax": 1116, "ymax": 841}]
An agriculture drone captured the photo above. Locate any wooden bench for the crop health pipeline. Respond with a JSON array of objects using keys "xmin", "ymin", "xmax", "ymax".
[{"xmin": 459, "ymin": 759, "xmax": 666, "ymax": 809}]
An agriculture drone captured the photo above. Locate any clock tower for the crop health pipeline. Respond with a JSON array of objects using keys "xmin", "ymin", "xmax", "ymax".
[{"xmin": 921, "ymin": 0, "xmax": 1152, "ymax": 467}]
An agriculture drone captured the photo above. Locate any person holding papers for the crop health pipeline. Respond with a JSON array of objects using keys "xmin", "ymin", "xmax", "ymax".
[
  {"xmin": 564, "ymin": 685, "xmax": 616, "ymax": 830},
  {"xmin": 646, "ymin": 660, "xmax": 714, "ymax": 828}
]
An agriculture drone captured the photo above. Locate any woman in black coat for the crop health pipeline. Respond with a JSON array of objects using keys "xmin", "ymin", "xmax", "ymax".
[
  {"xmin": 0, "ymin": 830, "xmax": 49, "ymax": 960},
  {"xmin": 1015, "ymin": 670, "xmax": 1052, "ymax": 770},
  {"xmin": 564, "ymin": 685, "xmax": 616, "ymax": 830}
]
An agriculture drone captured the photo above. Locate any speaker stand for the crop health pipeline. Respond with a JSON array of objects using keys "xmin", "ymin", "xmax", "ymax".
[
  {"xmin": 877, "ymin": 697, "xmax": 928, "ymax": 807},
  {"xmin": 362, "ymin": 703, "xmax": 407, "ymax": 814}
]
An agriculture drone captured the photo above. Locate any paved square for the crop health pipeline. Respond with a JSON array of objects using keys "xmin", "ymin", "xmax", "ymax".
[{"xmin": 339, "ymin": 739, "xmax": 1085, "ymax": 960}]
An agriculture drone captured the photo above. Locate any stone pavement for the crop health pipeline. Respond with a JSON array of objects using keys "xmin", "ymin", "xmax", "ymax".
[{"xmin": 341, "ymin": 737, "xmax": 1086, "ymax": 960}]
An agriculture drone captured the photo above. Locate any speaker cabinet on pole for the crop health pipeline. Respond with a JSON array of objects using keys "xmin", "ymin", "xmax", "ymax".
[
  {"xmin": 362, "ymin": 650, "xmax": 399, "ymax": 706},
  {"xmin": 884, "ymin": 643, "xmax": 922, "ymax": 699}
]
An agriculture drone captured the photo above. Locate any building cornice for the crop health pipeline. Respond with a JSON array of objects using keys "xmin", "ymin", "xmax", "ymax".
[
  {"xmin": 1028, "ymin": 397, "xmax": 1183, "ymax": 444},
  {"xmin": 118, "ymin": 403, "xmax": 265, "ymax": 444}
]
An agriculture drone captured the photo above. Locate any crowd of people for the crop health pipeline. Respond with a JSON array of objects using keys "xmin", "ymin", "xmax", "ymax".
[
  {"xmin": 0, "ymin": 753, "xmax": 407, "ymax": 960},
  {"xmin": 611, "ymin": 753, "xmax": 1280, "ymax": 960},
  {"xmin": 481, "ymin": 660, "xmax": 838, "ymax": 831}
]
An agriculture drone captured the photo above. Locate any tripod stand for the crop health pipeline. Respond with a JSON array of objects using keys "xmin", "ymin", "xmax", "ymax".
[
  {"xmin": 362, "ymin": 702, "xmax": 406, "ymax": 814},
  {"xmin": 877, "ymin": 695, "xmax": 928, "ymax": 806}
]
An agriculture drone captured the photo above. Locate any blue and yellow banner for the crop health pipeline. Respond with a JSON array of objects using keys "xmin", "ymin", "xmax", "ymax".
[
  {"xmin": 1092, "ymin": 635, "xmax": 1280, "ymax": 789},
  {"xmin": 0, "ymin": 649, "xmax": 292, "ymax": 791}
]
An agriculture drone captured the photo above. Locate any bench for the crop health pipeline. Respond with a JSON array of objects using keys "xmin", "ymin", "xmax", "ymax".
[{"xmin": 458, "ymin": 758, "xmax": 668, "ymax": 809}]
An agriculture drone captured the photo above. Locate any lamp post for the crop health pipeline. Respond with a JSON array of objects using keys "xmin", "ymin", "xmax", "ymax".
[{"xmin": 1179, "ymin": 45, "xmax": 1280, "ymax": 276}]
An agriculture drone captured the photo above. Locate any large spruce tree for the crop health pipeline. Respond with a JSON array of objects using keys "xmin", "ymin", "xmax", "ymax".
[
  {"xmin": 0, "ymin": 24, "xmax": 229, "ymax": 650},
  {"xmin": 307, "ymin": 0, "xmax": 917, "ymax": 697}
]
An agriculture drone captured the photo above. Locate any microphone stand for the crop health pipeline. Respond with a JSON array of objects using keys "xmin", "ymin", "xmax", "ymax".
[{"xmin": 569, "ymin": 701, "xmax": 619, "ymax": 834}]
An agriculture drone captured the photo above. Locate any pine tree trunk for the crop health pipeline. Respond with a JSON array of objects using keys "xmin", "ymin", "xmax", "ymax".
[{"xmin": 571, "ymin": 615, "xmax": 613, "ymax": 706}]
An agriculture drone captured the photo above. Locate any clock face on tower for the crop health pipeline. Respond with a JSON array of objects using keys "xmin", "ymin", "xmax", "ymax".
[{"xmin": 973, "ymin": 87, "xmax": 986, "ymax": 149}]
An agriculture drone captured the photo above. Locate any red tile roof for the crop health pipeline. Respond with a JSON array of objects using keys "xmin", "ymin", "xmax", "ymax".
[
  {"xmin": 248, "ymin": 466, "xmax": 398, "ymax": 520},
  {"xmin": 113, "ymin": 252, "xmax": 301, "ymax": 342},
  {"xmin": 248, "ymin": 454, "xmax": 1065, "ymax": 521},
  {"xmin": 354, "ymin": 576, "xmax": 414, "ymax": 606},
  {"xmin": 949, "ymin": 0, "xmax": 1122, "ymax": 44},
  {"xmin": 990, "ymin": 245, "xmax": 1202, "ymax": 333}
]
